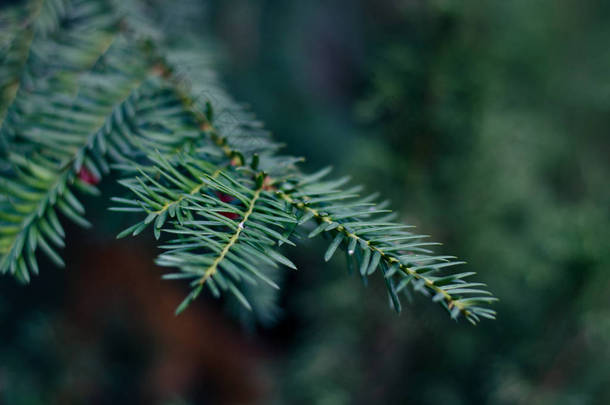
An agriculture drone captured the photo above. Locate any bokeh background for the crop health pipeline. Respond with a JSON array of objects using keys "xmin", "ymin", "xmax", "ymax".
[{"xmin": 1, "ymin": 0, "xmax": 609, "ymax": 404}]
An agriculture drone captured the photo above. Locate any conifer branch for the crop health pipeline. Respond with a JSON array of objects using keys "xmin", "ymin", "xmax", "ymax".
[
  {"xmin": 1, "ymin": 0, "xmax": 119, "ymax": 137},
  {"xmin": 276, "ymin": 190, "xmax": 495, "ymax": 323},
  {"xmin": 199, "ymin": 182, "xmax": 264, "ymax": 286},
  {"xmin": 1, "ymin": 0, "xmax": 496, "ymax": 324}
]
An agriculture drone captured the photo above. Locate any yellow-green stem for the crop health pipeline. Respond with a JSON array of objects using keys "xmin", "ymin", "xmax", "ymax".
[{"xmin": 198, "ymin": 185, "xmax": 263, "ymax": 285}]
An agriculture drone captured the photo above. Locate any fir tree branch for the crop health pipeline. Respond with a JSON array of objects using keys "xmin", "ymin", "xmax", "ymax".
[
  {"xmin": 0, "ymin": 36, "xmax": 183, "ymax": 279},
  {"xmin": 1, "ymin": 0, "xmax": 497, "ymax": 324},
  {"xmin": 199, "ymin": 181, "xmax": 263, "ymax": 286},
  {"xmin": 1, "ymin": 0, "xmax": 57, "ymax": 122},
  {"xmin": 115, "ymin": 42, "xmax": 496, "ymax": 322},
  {"xmin": 1, "ymin": 0, "xmax": 119, "ymax": 133},
  {"xmin": 270, "ymin": 170, "xmax": 497, "ymax": 324},
  {"xmin": 277, "ymin": 190, "xmax": 488, "ymax": 322}
]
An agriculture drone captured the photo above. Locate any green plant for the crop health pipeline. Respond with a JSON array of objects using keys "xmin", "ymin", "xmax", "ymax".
[{"xmin": 0, "ymin": 0, "xmax": 496, "ymax": 324}]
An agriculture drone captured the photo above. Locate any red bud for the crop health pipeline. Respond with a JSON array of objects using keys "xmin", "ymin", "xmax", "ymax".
[{"xmin": 78, "ymin": 167, "xmax": 100, "ymax": 185}]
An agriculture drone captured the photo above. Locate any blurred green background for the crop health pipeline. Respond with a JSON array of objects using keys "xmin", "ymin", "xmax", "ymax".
[{"xmin": 1, "ymin": 0, "xmax": 609, "ymax": 404}]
